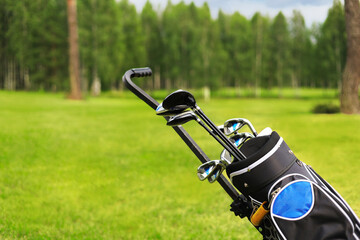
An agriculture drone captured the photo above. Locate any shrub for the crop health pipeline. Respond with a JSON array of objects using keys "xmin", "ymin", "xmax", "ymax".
[{"xmin": 312, "ymin": 102, "xmax": 340, "ymax": 114}]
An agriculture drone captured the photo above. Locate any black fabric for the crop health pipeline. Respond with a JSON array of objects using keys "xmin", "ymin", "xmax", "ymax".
[
  {"xmin": 240, "ymin": 135, "xmax": 270, "ymax": 158},
  {"xmin": 226, "ymin": 134, "xmax": 297, "ymax": 200},
  {"xmin": 226, "ymin": 131, "xmax": 280, "ymax": 172},
  {"xmin": 225, "ymin": 131, "xmax": 360, "ymax": 240},
  {"xmin": 273, "ymin": 183, "xmax": 356, "ymax": 240}
]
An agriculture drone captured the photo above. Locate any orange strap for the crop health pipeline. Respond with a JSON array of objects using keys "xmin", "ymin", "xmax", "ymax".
[{"xmin": 250, "ymin": 202, "xmax": 270, "ymax": 227}]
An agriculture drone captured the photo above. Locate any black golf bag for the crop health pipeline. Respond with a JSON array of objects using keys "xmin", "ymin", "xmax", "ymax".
[
  {"xmin": 123, "ymin": 68, "xmax": 360, "ymax": 240},
  {"xmin": 227, "ymin": 131, "xmax": 360, "ymax": 240}
]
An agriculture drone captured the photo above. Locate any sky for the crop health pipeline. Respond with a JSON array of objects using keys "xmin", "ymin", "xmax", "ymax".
[{"xmin": 128, "ymin": 0, "xmax": 341, "ymax": 26}]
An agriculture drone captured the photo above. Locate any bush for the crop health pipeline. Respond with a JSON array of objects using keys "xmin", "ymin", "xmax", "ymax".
[{"xmin": 312, "ymin": 102, "xmax": 340, "ymax": 114}]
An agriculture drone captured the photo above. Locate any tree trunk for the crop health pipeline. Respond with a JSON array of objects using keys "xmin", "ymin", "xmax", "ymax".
[
  {"xmin": 154, "ymin": 66, "xmax": 161, "ymax": 90},
  {"xmin": 5, "ymin": 58, "xmax": 16, "ymax": 90},
  {"xmin": 91, "ymin": 66, "xmax": 101, "ymax": 96},
  {"xmin": 255, "ymin": 17, "xmax": 263, "ymax": 98},
  {"xmin": 340, "ymin": 0, "xmax": 360, "ymax": 114},
  {"xmin": 67, "ymin": 0, "xmax": 82, "ymax": 100}
]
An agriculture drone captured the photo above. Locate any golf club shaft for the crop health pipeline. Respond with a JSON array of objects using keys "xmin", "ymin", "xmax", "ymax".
[
  {"xmin": 196, "ymin": 120, "xmax": 243, "ymax": 158},
  {"xmin": 123, "ymin": 68, "xmax": 241, "ymax": 200},
  {"xmin": 194, "ymin": 107, "xmax": 246, "ymax": 160}
]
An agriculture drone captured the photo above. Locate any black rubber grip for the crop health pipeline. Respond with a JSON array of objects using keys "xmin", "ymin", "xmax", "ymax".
[{"xmin": 132, "ymin": 67, "xmax": 152, "ymax": 78}]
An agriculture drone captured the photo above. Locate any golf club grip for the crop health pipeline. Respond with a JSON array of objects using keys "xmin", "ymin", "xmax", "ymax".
[
  {"xmin": 132, "ymin": 67, "xmax": 153, "ymax": 78},
  {"xmin": 122, "ymin": 68, "xmax": 158, "ymax": 109}
]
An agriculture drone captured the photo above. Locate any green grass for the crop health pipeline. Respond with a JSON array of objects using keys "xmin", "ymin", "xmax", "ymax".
[{"xmin": 0, "ymin": 91, "xmax": 359, "ymax": 239}]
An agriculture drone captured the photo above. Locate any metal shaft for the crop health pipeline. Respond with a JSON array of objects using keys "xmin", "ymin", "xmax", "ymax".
[{"xmin": 194, "ymin": 107, "xmax": 246, "ymax": 160}]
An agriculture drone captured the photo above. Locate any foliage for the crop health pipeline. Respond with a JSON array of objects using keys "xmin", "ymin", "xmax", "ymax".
[
  {"xmin": 312, "ymin": 102, "xmax": 340, "ymax": 113},
  {"xmin": 0, "ymin": 0, "xmax": 348, "ymax": 93}
]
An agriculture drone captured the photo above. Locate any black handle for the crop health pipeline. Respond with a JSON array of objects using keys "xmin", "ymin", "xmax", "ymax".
[
  {"xmin": 122, "ymin": 67, "xmax": 240, "ymax": 200},
  {"xmin": 132, "ymin": 67, "xmax": 153, "ymax": 78},
  {"xmin": 122, "ymin": 68, "xmax": 158, "ymax": 110}
]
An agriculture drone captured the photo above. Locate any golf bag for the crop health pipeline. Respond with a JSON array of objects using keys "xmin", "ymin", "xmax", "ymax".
[
  {"xmin": 227, "ymin": 131, "xmax": 360, "ymax": 240},
  {"xmin": 122, "ymin": 68, "xmax": 360, "ymax": 240}
]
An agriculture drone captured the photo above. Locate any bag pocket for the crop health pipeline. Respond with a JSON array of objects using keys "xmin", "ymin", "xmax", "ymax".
[{"xmin": 270, "ymin": 180, "xmax": 357, "ymax": 240}]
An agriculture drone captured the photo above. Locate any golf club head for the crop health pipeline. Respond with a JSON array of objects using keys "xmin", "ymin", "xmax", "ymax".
[
  {"xmin": 220, "ymin": 149, "xmax": 232, "ymax": 164},
  {"xmin": 208, "ymin": 165, "xmax": 226, "ymax": 183},
  {"xmin": 218, "ymin": 125, "xmax": 225, "ymax": 133},
  {"xmin": 230, "ymin": 132, "xmax": 255, "ymax": 148},
  {"xmin": 197, "ymin": 160, "xmax": 227, "ymax": 182},
  {"xmin": 166, "ymin": 111, "xmax": 198, "ymax": 126},
  {"xmin": 156, "ymin": 102, "xmax": 188, "ymax": 116},
  {"xmin": 224, "ymin": 118, "xmax": 258, "ymax": 136},
  {"xmin": 162, "ymin": 89, "xmax": 196, "ymax": 110}
]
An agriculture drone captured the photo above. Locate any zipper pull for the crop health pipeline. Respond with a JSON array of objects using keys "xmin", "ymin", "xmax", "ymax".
[{"xmin": 267, "ymin": 187, "xmax": 281, "ymax": 210}]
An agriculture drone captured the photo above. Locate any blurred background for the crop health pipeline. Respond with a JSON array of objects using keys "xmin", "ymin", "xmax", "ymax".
[
  {"xmin": 0, "ymin": 0, "xmax": 360, "ymax": 239},
  {"xmin": 0, "ymin": 0, "xmax": 350, "ymax": 96}
]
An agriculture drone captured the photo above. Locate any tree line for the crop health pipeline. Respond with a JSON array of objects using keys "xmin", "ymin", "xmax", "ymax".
[{"xmin": 0, "ymin": 0, "xmax": 347, "ymax": 94}]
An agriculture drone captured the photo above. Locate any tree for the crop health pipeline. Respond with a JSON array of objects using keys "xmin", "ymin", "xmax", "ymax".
[
  {"xmin": 78, "ymin": 0, "xmax": 122, "ymax": 94},
  {"xmin": 269, "ymin": 12, "xmax": 290, "ymax": 94},
  {"xmin": 67, "ymin": 0, "xmax": 82, "ymax": 99},
  {"xmin": 251, "ymin": 12, "xmax": 266, "ymax": 96},
  {"xmin": 227, "ymin": 12, "xmax": 252, "ymax": 91},
  {"xmin": 316, "ymin": 0, "xmax": 346, "ymax": 89},
  {"xmin": 141, "ymin": 1, "xmax": 162, "ymax": 89},
  {"xmin": 340, "ymin": 0, "xmax": 360, "ymax": 113},
  {"xmin": 118, "ymin": 0, "xmax": 145, "ymax": 81},
  {"xmin": 289, "ymin": 10, "xmax": 307, "ymax": 96}
]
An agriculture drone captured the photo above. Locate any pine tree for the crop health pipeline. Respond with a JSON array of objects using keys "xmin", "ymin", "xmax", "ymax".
[{"xmin": 269, "ymin": 12, "xmax": 290, "ymax": 94}]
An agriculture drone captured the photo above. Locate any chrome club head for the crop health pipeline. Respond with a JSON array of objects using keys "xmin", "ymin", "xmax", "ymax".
[
  {"xmin": 156, "ymin": 102, "xmax": 188, "ymax": 116},
  {"xmin": 230, "ymin": 132, "xmax": 255, "ymax": 147},
  {"xmin": 224, "ymin": 118, "xmax": 258, "ymax": 136},
  {"xmin": 197, "ymin": 160, "xmax": 228, "ymax": 183},
  {"xmin": 162, "ymin": 89, "xmax": 196, "ymax": 110},
  {"xmin": 220, "ymin": 149, "xmax": 232, "ymax": 164},
  {"xmin": 208, "ymin": 166, "xmax": 225, "ymax": 183},
  {"xmin": 166, "ymin": 111, "xmax": 199, "ymax": 126},
  {"xmin": 218, "ymin": 124, "xmax": 225, "ymax": 133}
]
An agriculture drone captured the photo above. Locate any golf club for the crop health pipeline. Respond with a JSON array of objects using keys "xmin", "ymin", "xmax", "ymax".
[
  {"xmin": 156, "ymin": 102, "xmax": 189, "ymax": 116},
  {"xmin": 218, "ymin": 125, "xmax": 225, "ymax": 133},
  {"xmin": 166, "ymin": 111, "xmax": 198, "ymax": 126},
  {"xmin": 220, "ymin": 149, "xmax": 232, "ymax": 164},
  {"xmin": 197, "ymin": 160, "xmax": 228, "ymax": 183},
  {"xmin": 167, "ymin": 111, "xmax": 249, "ymax": 157},
  {"xmin": 161, "ymin": 90, "xmax": 246, "ymax": 160},
  {"xmin": 230, "ymin": 132, "xmax": 255, "ymax": 148},
  {"xmin": 224, "ymin": 118, "xmax": 258, "ymax": 136}
]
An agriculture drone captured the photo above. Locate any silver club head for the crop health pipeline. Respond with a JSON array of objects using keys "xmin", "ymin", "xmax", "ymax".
[
  {"xmin": 197, "ymin": 160, "xmax": 228, "ymax": 183},
  {"xmin": 166, "ymin": 111, "xmax": 198, "ymax": 126},
  {"xmin": 208, "ymin": 166, "xmax": 225, "ymax": 183},
  {"xmin": 230, "ymin": 132, "xmax": 255, "ymax": 148},
  {"xmin": 218, "ymin": 125, "xmax": 225, "ymax": 133},
  {"xmin": 156, "ymin": 102, "xmax": 189, "ymax": 116},
  {"xmin": 224, "ymin": 118, "xmax": 258, "ymax": 136},
  {"xmin": 220, "ymin": 149, "xmax": 232, "ymax": 164}
]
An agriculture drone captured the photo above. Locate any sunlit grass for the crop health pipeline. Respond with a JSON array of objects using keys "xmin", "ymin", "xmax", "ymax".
[{"xmin": 0, "ymin": 91, "xmax": 359, "ymax": 239}]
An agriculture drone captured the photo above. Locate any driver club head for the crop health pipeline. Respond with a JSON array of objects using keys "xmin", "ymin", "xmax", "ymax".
[
  {"xmin": 156, "ymin": 102, "xmax": 189, "ymax": 116},
  {"xmin": 166, "ymin": 111, "xmax": 198, "ymax": 126},
  {"xmin": 224, "ymin": 118, "xmax": 258, "ymax": 136},
  {"xmin": 162, "ymin": 89, "xmax": 196, "ymax": 110}
]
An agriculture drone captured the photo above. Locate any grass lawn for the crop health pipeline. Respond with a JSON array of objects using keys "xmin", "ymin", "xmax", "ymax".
[{"xmin": 0, "ymin": 91, "xmax": 359, "ymax": 239}]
